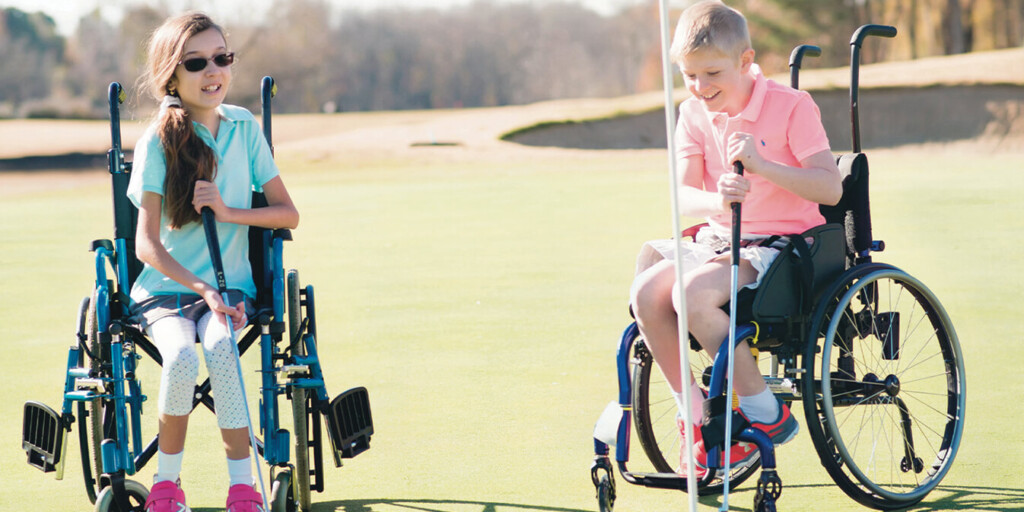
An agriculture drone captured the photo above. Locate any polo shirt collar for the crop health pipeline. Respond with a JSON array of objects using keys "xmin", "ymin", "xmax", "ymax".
[{"xmin": 192, "ymin": 105, "xmax": 237, "ymax": 142}]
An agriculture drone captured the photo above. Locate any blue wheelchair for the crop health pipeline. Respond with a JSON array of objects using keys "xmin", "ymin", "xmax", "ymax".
[
  {"xmin": 591, "ymin": 25, "xmax": 966, "ymax": 512},
  {"xmin": 21, "ymin": 77, "xmax": 374, "ymax": 512}
]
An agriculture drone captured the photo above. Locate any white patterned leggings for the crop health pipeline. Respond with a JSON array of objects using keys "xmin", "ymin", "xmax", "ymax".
[{"xmin": 146, "ymin": 313, "xmax": 249, "ymax": 429}]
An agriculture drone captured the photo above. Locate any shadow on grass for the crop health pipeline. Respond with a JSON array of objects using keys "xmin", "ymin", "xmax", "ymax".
[
  {"xmin": 297, "ymin": 498, "xmax": 591, "ymax": 512},
  {"xmin": 693, "ymin": 483, "xmax": 1024, "ymax": 512}
]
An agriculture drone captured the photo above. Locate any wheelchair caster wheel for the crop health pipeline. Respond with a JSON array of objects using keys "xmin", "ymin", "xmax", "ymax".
[
  {"xmin": 94, "ymin": 479, "xmax": 148, "ymax": 512},
  {"xmin": 271, "ymin": 470, "xmax": 296, "ymax": 512},
  {"xmin": 596, "ymin": 473, "xmax": 615, "ymax": 512},
  {"xmin": 753, "ymin": 469, "xmax": 782, "ymax": 512},
  {"xmin": 591, "ymin": 456, "xmax": 615, "ymax": 512}
]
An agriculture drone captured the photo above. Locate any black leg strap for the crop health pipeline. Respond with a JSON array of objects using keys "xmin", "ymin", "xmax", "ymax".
[{"xmin": 700, "ymin": 394, "xmax": 752, "ymax": 451}]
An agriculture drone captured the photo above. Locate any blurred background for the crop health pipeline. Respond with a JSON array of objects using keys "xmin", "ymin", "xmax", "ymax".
[{"xmin": 2, "ymin": 0, "xmax": 1021, "ymax": 119}]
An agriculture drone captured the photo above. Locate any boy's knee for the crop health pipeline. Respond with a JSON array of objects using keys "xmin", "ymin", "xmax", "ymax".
[{"xmin": 631, "ymin": 269, "xmax": 674, "ymax": 320}]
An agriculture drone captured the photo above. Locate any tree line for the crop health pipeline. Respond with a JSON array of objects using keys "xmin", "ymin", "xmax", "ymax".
[{"xmin": 1, "ymin": 0, "xmax": 1021, "ymax": 119}]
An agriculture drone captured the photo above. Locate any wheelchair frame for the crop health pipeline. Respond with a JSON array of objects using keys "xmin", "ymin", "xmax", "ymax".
[
  {"xmin": 22, "ymin": 77, "xmax": 374, "ymax": 512},
  {"xmin": 591, "ymin": 25, "xmax": 966, "ymax": 512}
]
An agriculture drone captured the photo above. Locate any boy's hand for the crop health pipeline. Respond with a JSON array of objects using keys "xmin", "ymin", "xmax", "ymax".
[
  {"xmin": 717, "ymin": 172, "xmax": 750, "ymax": 210},
  {"xmin": 727, "ymin": 132, "xmax": 765, "ymax": 172}
]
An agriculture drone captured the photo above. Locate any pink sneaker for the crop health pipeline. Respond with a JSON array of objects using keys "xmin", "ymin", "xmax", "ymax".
[
  {"xmin": 226, "ymin": 484, "xmax": 265, "ymax": 512},
  {"xmin": 144, "ymin": 480, "xmax": 189, "ymax": 512}
]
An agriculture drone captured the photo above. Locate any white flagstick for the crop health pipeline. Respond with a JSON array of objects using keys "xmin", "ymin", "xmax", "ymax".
[{"xmin": 655, "ymin": 1, "xmax": 699, "ymax": 509}]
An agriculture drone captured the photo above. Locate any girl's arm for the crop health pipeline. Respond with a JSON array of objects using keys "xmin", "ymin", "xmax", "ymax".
[
  {"xmin": 192, "ymin": 175, "xmax": 299, "ymax": 229},
  {"xmin": 135, "ymin": 191, "xmax": 245, "ymax": 325},
  {"xmin": 729, "ymin": 132, "xmax": 842, "ymax": 206}
]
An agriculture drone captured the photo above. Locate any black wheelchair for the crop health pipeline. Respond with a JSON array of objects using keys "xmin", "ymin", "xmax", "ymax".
[
  {"xmin": 21, "ymin": 77, "xmax": 374, "ymax": 512},
  {"xmin": 591, "ymin": 25, "xmax": 965, "ymax": 512}
]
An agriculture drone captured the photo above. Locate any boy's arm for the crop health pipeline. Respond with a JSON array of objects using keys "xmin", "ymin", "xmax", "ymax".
[
  {"xmin": 729, "ymin": 133, "xmax": 842, "ymax": 206},
  {"xmin": 677, "ymin": 154, "xmax": 741, "ymax": 218}
]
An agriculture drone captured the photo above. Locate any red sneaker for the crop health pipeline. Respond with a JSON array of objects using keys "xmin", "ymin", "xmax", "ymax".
[
  {"xmin": 675, "ymin": 417, "xmax": 708, "ymax": 478},
  {"xmin": 743, "ymin": 397, "xmax": 800, "ymax": 446}
]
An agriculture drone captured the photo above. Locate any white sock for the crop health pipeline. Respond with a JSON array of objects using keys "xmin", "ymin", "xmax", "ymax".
[
  {"xmin": 155, "ymin": 449, "xmax": 184, "ymax": 484},
  {"xmin": 672, "ymin": 381, "xmax": 706, "ymax": 426},
  {"xmin": 739, "ymin": 387, "xmax": 779, "ymax": 423},
  {"xmin": 227, "ymin": 456, "xmax": 254, "ymax": 487}
]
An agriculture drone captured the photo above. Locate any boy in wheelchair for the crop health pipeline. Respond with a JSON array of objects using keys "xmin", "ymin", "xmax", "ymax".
[
  {"xmin": 629, "ymin": 0, "xmax": 841, "ymax": 476},
  {"xmin": 131, "ymin": 12, "xmax": 297, "ymax": 512}
]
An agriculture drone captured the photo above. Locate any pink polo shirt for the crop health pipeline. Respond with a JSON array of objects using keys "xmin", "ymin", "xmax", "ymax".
[{"xmin": 675, "ymin": 64, "xmax": 831, "ymax": 237}]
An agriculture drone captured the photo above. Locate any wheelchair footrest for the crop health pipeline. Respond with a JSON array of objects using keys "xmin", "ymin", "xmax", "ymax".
[
  {"xmin": 22, "ymin": 401, "xmax": 66, "ymax": 473},
  {"xmin": 325, "ymin": 387, "xmax": 373, "ymax": 459}
]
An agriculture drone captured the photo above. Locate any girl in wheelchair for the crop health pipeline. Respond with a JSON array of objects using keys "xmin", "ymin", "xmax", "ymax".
[
  {"xmin": 628, "ymin": 0, "xmax": 841, "ymax": 477},
  {"xmin": 130, "ymin": 12, "xmax": 298, "ymax": 512}
]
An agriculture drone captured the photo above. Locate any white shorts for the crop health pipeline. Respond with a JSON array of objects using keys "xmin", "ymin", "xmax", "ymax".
[{"xmin": 634, "ymin": 228, "xmax": 781, "ymax": 291}]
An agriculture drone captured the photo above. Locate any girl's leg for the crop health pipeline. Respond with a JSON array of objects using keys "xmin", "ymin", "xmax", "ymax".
[
  {"xmin": 147, "ymin": 316, "xmax": 201, "ymax": 482},
  {"xmin": 197, "ymin": 312, "xmax": 254, "ymax": 483}
]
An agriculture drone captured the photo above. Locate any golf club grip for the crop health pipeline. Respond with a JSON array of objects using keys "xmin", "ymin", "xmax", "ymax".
[
  {"xmin": 200, "ymin": 207, "xmax": 229, "ymax": 294},
  {"xmin": 731, "ymin": 162, "xmax": 743, "ymax": 263}
]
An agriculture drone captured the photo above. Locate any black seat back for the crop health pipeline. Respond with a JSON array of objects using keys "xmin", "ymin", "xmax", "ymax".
[{"xmin": 820, "ymin": 153, "xmax": 872, "ymax": 265}]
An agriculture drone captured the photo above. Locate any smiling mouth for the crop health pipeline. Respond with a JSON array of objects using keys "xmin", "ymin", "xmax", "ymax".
[
  {"xmin": 202, "ymin": 84, "xmax": 221, "ymax": 93},
  {"xmin": 700, "ymin": 91, "xmax": 720, "ymax": 101}
]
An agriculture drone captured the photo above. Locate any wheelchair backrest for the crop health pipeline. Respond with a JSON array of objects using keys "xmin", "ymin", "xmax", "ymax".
[
  {"xmin": 110, "ymin": 182, "xmax": 276, "ymax": 308},
  {"xmin": 820, "ymin": 152, "xmax": 872, "ymax": 266}
]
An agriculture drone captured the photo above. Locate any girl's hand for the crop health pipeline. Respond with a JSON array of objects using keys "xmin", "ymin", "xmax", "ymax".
[
  {"xmin": 716, "ymin": 171, "xmax": 750, "ymax": 211},
  {"xmin": 727, "ymin": 132, "xmax": 765, "ymax": 172},
  {"xmin": 193, "ymin": 180, "xmax": 228, "ymax": 219},
  {"xmin": 201, "ymin": 287, "xmax": 247, "ymax": 329}
]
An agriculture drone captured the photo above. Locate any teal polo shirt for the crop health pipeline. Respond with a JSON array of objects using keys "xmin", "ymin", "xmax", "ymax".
[{"xmin": 127, "ymin": 104, "xmax": 280, "ymax": 304}]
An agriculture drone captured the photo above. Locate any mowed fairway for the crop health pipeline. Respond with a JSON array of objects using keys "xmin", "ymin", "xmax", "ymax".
[{"xmin": 2, "ymin": 121, "xmax": 1023, "ymax": 511}]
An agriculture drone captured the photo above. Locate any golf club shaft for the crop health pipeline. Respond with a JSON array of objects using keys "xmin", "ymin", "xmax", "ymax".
[
  {"xmin": 200, "ymin": 207, "xmax": 270, "ymax": 511},
  {"xmin": 721, "ymin": 161, "xmax": 744, "ymax": 511}
]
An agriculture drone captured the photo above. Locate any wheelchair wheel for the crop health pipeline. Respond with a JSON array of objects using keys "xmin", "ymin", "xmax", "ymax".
[
  {"xmin": 286, "ymin": 270, "xmax": 312, "ymax": 511},
  {"xmin": 802, "ymin": 264, "xmax": 965, "ymax": 510},
  {"xmin": 78, "ymin": 292, "xmax": 106, "ymax": 503},
  {"xmin": 631, "ymin": 336, "xmax": 760, "ymax": 495},
  {"xmin": 94, "ymin": 478, "xmax": 148, "ymax": 512},
  {"xmin": 271, "ymin": 469, "xmax": 296, "ymax": 512}
]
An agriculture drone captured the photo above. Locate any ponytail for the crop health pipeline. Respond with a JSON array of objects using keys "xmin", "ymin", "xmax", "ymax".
[
  {"xmin": 158, "ymin": 99, "xmax": 218, "ymax": 229},
  {"xmin": 137, "ymin": 12, "xmax": 224, "ymax": 229}
]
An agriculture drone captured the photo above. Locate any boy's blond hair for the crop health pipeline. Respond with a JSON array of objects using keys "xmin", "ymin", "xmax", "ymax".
[{"xmin": 669, "ymin": 1, "xmax": 751, "ymax": 63}]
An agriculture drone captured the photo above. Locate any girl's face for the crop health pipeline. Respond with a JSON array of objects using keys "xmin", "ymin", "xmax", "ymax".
[
  {"xmin": 679, "ymin": 47, "xmax": 754, "ymax": 116},
  {"xmin": 169, "ymin": 28, "xmax": 232, "ymax": 118}
]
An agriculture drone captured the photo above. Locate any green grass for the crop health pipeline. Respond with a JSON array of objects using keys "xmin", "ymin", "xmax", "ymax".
[{"xmin": 3, "ymin": 147, "xmax": 1022, "ymax": 511}]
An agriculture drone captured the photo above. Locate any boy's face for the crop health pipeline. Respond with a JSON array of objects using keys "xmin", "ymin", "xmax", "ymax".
[{"xmin": 679, "ymin": 47, "xmax": 754, "ymax": 116}]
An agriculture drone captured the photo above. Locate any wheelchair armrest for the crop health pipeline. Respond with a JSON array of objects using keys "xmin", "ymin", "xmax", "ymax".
[
  {"xmin": 681, "ymin": 223, "xmax": 709, "ymax": 241},
  {"xmin": 90, "ymin": 239, "xmax": 114, "ymax": 253}
]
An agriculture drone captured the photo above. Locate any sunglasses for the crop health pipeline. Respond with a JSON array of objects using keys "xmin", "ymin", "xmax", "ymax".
[{"xmin": 179, "ymin": 52, "xmax": 235, "ymax": 72}]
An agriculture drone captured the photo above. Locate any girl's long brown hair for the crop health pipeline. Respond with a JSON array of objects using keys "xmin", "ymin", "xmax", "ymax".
[{"xmin": 138, "ymin": 13, "xmax": 224, "ymax": 229}]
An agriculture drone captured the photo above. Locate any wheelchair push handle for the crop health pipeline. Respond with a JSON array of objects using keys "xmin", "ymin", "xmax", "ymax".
[
  {"xmin": 788, "ymin": 45, "xmax": 820, "ymax": 90},
  {"xmin": 851, "ymin": 24, "xmax": 897, "ymax": 47},
  {"xmin": 200, "ymin": 207, "xmax": 230, "ymax": 294}
]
